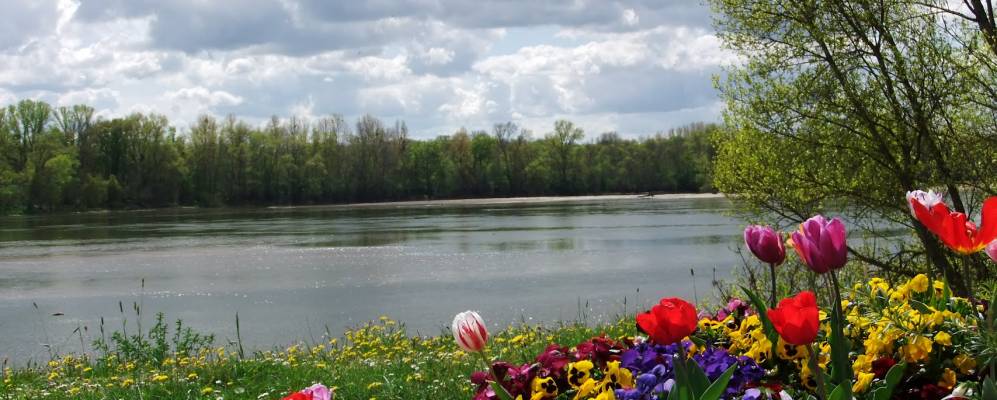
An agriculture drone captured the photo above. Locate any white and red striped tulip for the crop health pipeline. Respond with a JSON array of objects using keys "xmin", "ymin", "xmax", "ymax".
[{"xmin": 452, "ymin": 310, "xmax": 489, "ymax": 353}]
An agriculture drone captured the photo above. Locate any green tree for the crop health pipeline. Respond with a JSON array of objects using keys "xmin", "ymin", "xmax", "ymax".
[{"xmin": 709, "ymin": 0, "xmax": 997, "ymax": 295}]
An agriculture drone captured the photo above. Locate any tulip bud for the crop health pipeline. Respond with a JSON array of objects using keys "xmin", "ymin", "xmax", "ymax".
[
  {"xmin": 788, "ymin": 215, "xmax": 848, "ymax": 274},
  {"xmin": 744, "ymin": 225, "xmax": 786, "ymax": 265},
  {"xmin": 986, "ymin": 240, "xmax": 997, "ymax": 264},
  {"xmin": 906, "ymin": 190, "xmax": 943, "ymax": 217},
  {"xmin": 452, "ymin": 310, "xmax": 489, "ymax": 353}
]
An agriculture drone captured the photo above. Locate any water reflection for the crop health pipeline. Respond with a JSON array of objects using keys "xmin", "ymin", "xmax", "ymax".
[{"xmin": 0, "ymin": 196, "xmax": 748, "ymax": 363}]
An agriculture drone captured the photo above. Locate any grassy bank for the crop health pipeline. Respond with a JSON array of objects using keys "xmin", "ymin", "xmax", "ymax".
[{"xmin": 1, "ymin": 315, "xmax": 634, "ymax": 400}]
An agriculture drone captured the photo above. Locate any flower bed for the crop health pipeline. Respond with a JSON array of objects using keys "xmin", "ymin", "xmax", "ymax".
[{"xmin": 444, "ymin": 191, "xmax": 997, "ymax": 400}]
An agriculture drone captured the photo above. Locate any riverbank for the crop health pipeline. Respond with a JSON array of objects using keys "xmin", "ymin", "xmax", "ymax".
[
  {"xmin": 266, "ymin": 192, "xmax": 726, "ymax": 210},
  {"xmin": 1, "ymin": 316, "xmax": 633, "ymax": 400}
]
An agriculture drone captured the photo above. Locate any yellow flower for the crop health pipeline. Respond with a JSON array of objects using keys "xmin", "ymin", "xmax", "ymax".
[
  {"xmin": 933, "ymin": 331, "xmax": 952, "ymax": 346},
  {"xmin": 367, "ymin": 382, "xmax": 383, "ymax": 390},
  {"xmin": 532, "ymin": 376, "xmax": 558, "ymax": 399},
  {"xmin": 954, "ymin": 354, "xmax": 977, "ymax": 374},
  {"xmin": 200, "ymin": 386, "xmax": 213, "ymax": 395},
  {"xmin": 187, "ymin": 372, "xmax": 198, "ymax": 380},
  {"xmin": 573, "ymin": 378, "xmax": 598, "ymax": 400},
  {"xmin": 151, "ymin": 374, "xmax": 169, "ymax": 383},
  {"xmin": 853, "ymin": 354, "xmax": 872, "ymax": 373},
  {"xmin": 853, "ymin": 372, "xmax": 875, "ymax": 393},
  {"xmin": 869, "ymin": 277, "xmax": 890, "ymax": 295},
  {"xmin": 909, "ymin": 274, "xmax": 929, "ymax": 293},
  {"xmin": 901, "ymin": 336, "xmax": 932, "ymax": 363},
  {"xmin": 121, "ymin": 378, "xmax": 135, "ymax": 388},
  {"xmin": 776, "ymin": 338, "xmax": 807, "ymax": 361},
  {"xmin": 939, "ymin": 368, "xmax": 957, "ymax": 389},
  {"xmin": 567, "ymin": 360, "xmax": 594, "ymax": 388},
  {"xmin": 595, "ymin": 389, "xmax": 616, "ymax": 400}
]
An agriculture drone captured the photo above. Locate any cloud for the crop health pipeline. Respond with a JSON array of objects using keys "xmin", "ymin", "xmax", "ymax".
[{"xmin": 1, "ymin": 0, "xmax": 728, "ymax": 138}]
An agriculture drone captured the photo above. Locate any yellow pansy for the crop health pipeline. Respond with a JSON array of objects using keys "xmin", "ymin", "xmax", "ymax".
[
  {"xmin": 531, "ymin": 376, "xmax": 558, "ymax": 399},
  {"xmin": 567, "ymin": 360, "xmax": 594, "ymax": 388}
]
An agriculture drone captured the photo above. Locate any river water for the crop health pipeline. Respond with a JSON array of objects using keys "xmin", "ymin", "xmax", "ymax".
[{"xmin": 0, "ymin": 195, "xmax": 744, "ymax": 363}]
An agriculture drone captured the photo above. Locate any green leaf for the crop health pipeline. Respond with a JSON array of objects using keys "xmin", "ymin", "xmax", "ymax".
[
  {"xmin": 908, "ymin": 300, "xmax": 932, "ymax": 314},
  {"xmin": 828, "ymin": 382, "xmax": 850, "ymax": 400},
  {"xmin": 984, "ymin": 377, "xmax": 997, "ymax": 400},
  {"xmin": 827, "ymin": 299, "xmax": 852, "ymax": 391},
  {"xmin": 741, "ymin": 285, "xmax": 780, "ymax": 357},
  {"xmin": 698, "ymin": 364, "xmax": 738, "ymax": 400},
  {"xmin": 687, "ymin": 358, "xmax": 712, "ymax": 397},
  {"xmin": 489, "ymin": 381, "xmax": 514, "ymax": 400},
  {"xmin": 872, "ymin": 363, "xmax": 906, "ymax": 400},
  {"xmin": 671, "ymin": 354, "xmax": 694, "ymax": 400}
]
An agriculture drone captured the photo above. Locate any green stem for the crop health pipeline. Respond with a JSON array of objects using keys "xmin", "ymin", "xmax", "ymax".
[
  {"xmin": 769, "ymin": 263, "xmax": 778, "ymax": 309},
  {"xmin": 808, "ymin": 344, "xmax": 827, "ymax": 400},
  {"xmin": 476, "ymin": 351, "xmax": 514, "ymax": 400}
]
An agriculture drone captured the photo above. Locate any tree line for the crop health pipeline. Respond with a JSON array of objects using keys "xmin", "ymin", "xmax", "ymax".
[{"xmin": 0, "ymin": 100, "xmax": 717, "ymax": 214}]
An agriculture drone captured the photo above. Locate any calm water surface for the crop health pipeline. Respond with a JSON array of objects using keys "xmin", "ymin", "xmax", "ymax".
[{"xmin": 0, "ymin": 196, "xmax": 742, "ymax": 363}]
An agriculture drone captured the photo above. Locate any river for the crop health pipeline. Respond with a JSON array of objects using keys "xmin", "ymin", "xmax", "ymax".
[{"xmin": 0, "ymin": 194, "xmax": 744, "ymax": 363}]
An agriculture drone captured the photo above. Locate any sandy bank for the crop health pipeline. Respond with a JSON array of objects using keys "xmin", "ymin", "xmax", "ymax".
[{"xmin": 267, "ymin": 193, "xmax": 727, "ymax": 210}]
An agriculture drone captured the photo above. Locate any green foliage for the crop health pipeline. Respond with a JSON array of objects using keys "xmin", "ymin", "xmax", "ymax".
[
  {"xmin": 709, "ymin": 0, "xmax": 997, "ymax": 295},
  {"xmin": 0, "ymin": 103, "xmax": 719, "ymax": 214}
]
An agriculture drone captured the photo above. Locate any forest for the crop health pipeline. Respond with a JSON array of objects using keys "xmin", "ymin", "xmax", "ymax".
[{"xmin": 0, "ymin": 100, "xmax": 716, "ymax": 214}]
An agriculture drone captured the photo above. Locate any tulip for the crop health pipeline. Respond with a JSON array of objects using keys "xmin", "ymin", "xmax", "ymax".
[
  {"xmin": 788, "ymin": 215, "xmax": 848, "ymax": 274},
  {"xmin": 987, "ymin": 240, "xmax": 997, "ymax": 264},
  {"xmin": 745, "ymin": 225, "xmax": 786, "ymax": 307},
  {"xmin": 906, "ymin": 190, "xmax": 943, "ymax": 217},
  {"xmin": 744, "ymin": 225, "xmax": 786, "ymax": 265},
  {"xmin": 767, "ymin": 291, "xmax": 819, "ymax": 346},
  {"xmin": 452, "ymin": 310, "xmax": 489, "ymax": 353},
  {"xmin": 282, "ymin": 384, "xmax": 332, "ymax": 400},
  {"xmin": 909, "ymin": 195, "xmax": 997, "ymax": 255},
  {"xmin": 636, "ymin": 297, "xmax": 698, "ymax": 346}
]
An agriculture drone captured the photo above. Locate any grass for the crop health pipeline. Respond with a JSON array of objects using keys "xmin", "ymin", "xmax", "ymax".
[{"xmin": 0, "ymin": 313, "xmax": 637, "ymax": 400}]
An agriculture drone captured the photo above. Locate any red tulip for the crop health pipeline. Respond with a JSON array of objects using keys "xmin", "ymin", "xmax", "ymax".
[
  {"xmin": 767, "ymin": 291, "xmax": 819, "ymax": 345},
  {"xmin": 636, "ymin": 297, "xmax": 698, "ymax": 345},
  {"xmin": 910, "ymin": 195, "xmax": 997, "ymax": 255},
  {"xmin": 452, "ymin": 310, "xmax": 489, "ymax": 353},
  {"xmin": 744, "ymin": 225, "xmax": 786, "ymax": 265},
  {"xmin": 283, "ymin": 393, "xmax": 311, "ymax": 400}
]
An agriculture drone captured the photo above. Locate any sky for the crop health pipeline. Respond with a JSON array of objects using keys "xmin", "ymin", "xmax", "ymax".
[{"xmin": 0, "ymin": 0, "xmax": 736, "ymax": 139}]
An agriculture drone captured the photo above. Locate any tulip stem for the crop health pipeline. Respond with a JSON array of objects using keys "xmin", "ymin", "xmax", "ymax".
[
  {"xmin": 476, "ymin": 351, "xmax": 514, "ymax": 400},
  {"xmin": 769, "ymin": 263, "xmax": 778, "ymax": 309},
  {"xmin": 808, "ymin": 344, "xmax": 827, "ymax": 400}
]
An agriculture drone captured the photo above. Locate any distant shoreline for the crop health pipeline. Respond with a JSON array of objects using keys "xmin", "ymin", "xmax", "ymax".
[{"xmin": 266, "ymin": 192, "xmax": 728, "ymax": 210}]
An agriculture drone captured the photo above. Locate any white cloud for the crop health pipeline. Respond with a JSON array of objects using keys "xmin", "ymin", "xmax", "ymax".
[
  {"xmin": 0, "ymin": 0, "xmax": 728, "ymax": 137},
  {"xmin": 165, "ymin": 87, "xmax": 244, "ymax": 106}
]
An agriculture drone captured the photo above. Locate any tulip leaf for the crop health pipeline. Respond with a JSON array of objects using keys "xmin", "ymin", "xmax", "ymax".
[
  {"xmin": 828, "ymin": 382, "xmax": 850, "ymax": 400},
  {"xmin": 827, "ymin": 299, "xmax": 852, "ymax": 392},
  {"xmin": 872, "ymin": 363, "xmax": 906, "ymax": 400},
  {"xmin": 686, "ymin": 358, "xmax": 711, "ymax": 397},
  {"xmin": 984, "ymin": 376, "xmax": 997, "ymax": 400},
  {"xmin": 489, "ymin": 381, "xmax": 514, "ymax": 400},
  {"xmin": 670, "ymin": 355, "xmax": 695, "ymax": 400},
  {"xmin": 740, "ymin": 286, "xmax": 780, "ymax": 356},
  {"xmin": 697, "ymin": 364, "xmax": 737, "ymax": 400}
]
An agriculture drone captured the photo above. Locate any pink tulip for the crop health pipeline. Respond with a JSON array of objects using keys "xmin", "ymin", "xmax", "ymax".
[
  {"xmin": 906, "ymin": 190, "xmax": 943, "ymax": 217},
  {"xmin": 452, "ymin": 310, "xmax": 489, "ymax": 352},
  {"xmin": 789, "ymin": 215, "xmax": 848, "ymax": 273},
  {"xmin": 744, "ymin": 225, "xmax": 786, "ymax": 265},
  {"xmin": 986, "ymin": 240, "xmax": 997, "ymax": 264}
]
